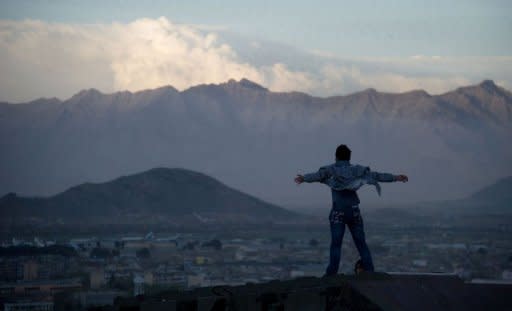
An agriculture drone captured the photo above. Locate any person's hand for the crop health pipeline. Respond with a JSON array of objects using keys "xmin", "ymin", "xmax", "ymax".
[
  {"xmin": 396, "ymin": 175, "xmax": 409, "ymax": 182},
  {"xmin": 294, "ymin": 175, "xmax": 305, "ymax": 184}
]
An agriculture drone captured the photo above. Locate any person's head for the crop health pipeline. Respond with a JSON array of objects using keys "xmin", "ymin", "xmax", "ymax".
[{"xmin": 335, "ymin": 144, "xmax": 351, "ymax": 161}]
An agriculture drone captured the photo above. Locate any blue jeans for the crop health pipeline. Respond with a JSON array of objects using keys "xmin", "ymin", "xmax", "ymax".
[{"xmin": 325, "ymin": 205, "xmax": 374, "ymax": 276}]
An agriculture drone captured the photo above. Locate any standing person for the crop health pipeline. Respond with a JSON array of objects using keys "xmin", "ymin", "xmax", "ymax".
[{"xmin": 294, "ymin": 144, "xmax": 408, "ymax": 276}]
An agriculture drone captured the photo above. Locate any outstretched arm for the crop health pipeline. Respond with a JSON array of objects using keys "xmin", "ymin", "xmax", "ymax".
[
  {"xmin": 295, "ymin": 167, "xmax": 330, "ymax": 185},
  {"xmin": 369, "ymin": 170, "xmax": 408, "ymax": 183}
]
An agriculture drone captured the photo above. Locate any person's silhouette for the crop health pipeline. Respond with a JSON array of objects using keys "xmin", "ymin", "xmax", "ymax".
[{"xmin": 295, "ymin": 144, "xmax": 408, "ymax": 275}]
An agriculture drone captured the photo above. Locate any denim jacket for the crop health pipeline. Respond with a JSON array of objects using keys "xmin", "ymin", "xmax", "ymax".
[{"xmin": 303, "ymin": 160, "xmax": 397, "ymax": 208}]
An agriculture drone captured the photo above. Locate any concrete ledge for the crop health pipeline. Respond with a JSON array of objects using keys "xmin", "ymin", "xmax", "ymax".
[{"xmin": 112, "ymin": 273, "xmax": 512, "ymax": 311}]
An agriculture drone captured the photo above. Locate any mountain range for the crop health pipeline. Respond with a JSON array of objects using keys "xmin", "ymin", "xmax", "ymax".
[
  {"xmin": 0, "ymin": 167, "xmax": 301, "ymax": 225},
  {"xmin": 1, "ymin": 79, "xmax": 511, "ymax": 206}
]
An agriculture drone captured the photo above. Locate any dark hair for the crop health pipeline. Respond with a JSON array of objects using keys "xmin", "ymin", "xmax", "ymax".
[{"xmin": 335, "ymin": 144, "xmax": 351, "ymax": 161}]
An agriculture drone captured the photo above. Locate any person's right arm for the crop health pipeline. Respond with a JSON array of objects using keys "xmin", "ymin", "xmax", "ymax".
[{"xmin": 295, "ymin": 167, "xmax": 330, "ymax": 184}]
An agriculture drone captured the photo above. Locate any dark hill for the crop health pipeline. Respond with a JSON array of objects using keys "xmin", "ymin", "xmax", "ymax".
[
  {"xmin": 468, "ymin": 176, "xmax": 512, "ymax": 206},
  {"xmin": 412, "ymin": 175, "xmax": 512, "ymax": 218},
  {"xmin": 0, "ymin": 168, "xmax": 301, "ymax": 225}
]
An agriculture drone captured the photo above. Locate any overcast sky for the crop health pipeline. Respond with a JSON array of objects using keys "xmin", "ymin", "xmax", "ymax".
[{"xmin": 1, "ymin": 0, "xmax": 511, "ymax": 102}]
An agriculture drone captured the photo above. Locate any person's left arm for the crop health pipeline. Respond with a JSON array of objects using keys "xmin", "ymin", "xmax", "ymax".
[{"xmin": 369, "ymin": 170, "xmax": 408, "ymax": 183}]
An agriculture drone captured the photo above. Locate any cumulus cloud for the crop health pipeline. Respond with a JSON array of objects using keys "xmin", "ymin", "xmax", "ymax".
[
  {"xmin": 0, "ymin": 17, "xmax": 267, "ymax": 102},
  {"xmin": 317, "ymin": 65, "xmax": 472, "ymax": 95},
  {"xmin": 106, "ymin": 18, "xmax": 264, "ymax": 91},
  {"xmin": 0, "ymin": 17, "xmax": 510, "ymax": 102}
]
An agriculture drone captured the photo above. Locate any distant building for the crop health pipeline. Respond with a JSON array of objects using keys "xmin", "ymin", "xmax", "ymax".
[
  {"xmin": 89, "ymin": 267, "xmax": 107, "ymax": 289},
  {"xmin": 0, "ymin": 258, "xmax": 24, "ymax": 281},
  {"xmin": 412, "ymin": 259, "xmax": 428, "ymax": 267},
  {"xmin": 133, "ymin": 275, "xmax": 145, "ymax": 296},
  {"xmin": 69, "ymin": 238, "xmax": 97, "ymax": 251},
  {"xmin": 4, "ymin": 302, "xmax": 53, "ymax": 311},
  {"xmin": 154, "ymin": 239, "xmax": 178, "ymax": 248},
  {"xmin": 426, "ymin": 243, "xmax": 467, "ymax": 250},
  {"xmin": 121, "ymin": 237, "xmax": 149, "ymax": 250},
  {"xmin": 0, "ymin": 278, "xmax": 82, "ymax": 297},
  {"xmin": 187, "ymin": 273, "xmax": 209, "ymax": 288},
  {"xmin": 143, "ymin": 271, "xmax": 154, "ymax": 286},
  {"xmin": 151, "ymin": 264, "xmax": 186, "ymax": 288},
  {"xmin": 78, "ymin": 291, "xmax": 125, "ymax": 309},
  {"xmin": 23, "ymin": 260, "xmax": 39, "ymax": 281},
  {"xmin": 502, "ymin": 270, "xmax": 512, "ymax": 280},
  {"xmin": 195, "ymin": 256, "xmax": 207, "ymax": 265}
]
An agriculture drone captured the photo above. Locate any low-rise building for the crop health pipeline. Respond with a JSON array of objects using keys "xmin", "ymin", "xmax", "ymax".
[
  {"xmin": 0, "ymin": 278, "xmax": 82, "ymax": 297},
  {"xmin": 4, "ymin": 301, "xmax": 53, "ymax": 311}
]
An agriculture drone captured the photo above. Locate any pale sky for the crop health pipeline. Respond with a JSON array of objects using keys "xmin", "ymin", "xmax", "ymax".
[{"xmin": 1, "ymin": 0, "xmax": 511, "ymax": 102}]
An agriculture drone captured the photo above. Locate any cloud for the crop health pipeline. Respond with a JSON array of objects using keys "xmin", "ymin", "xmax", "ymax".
[
  {"xmin": 261, "ymin": 63, "xmax": 315, "ymax": 93},
  {"xmin": 410, "ymin": 55, "xmax": 442, "ymax": 61},
  {"xmin": 105, "ymin": 18, "xmax": 264, "ymax": 92},
  {"xmin": 0, "ymin": 17, "xmax": 511, "ymax": 103},
  {"xmin": 0, "ymin": 17, "xmax": 270, "ymax": 102},
  {"xmin": 317, "ymin": 65, "xmax": 472, "ymax": 95}
]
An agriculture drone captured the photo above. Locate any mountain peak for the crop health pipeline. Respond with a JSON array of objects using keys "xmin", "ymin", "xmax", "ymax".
[
  {"xmin": 450, "ymin": 79, "xmax": 504, "ymax": 97},
  {"xmin": 362, "ymin": 88, "xmax": 377, "ymax": 94},
  {"xmin": 226, "ymin": 78, "xmax": 268, "ymax": 92},
  {"xmin": 69, "ymin": 88, "xmax": 103, "ymax": 102},
  {"xmin": 143, "ymin": 84, "xmax": 179, "ymax": 94},
  {"xmin": 77, "ymin": 88, "xmax": 103, "ymax": 96},
  {"xmin": 479, "ymin": 79, "xmax": 496, "ymax": 88},
  {"xmin": 403, "ymin": 89, "xmax": 431, "ymax": 97},
  {"xmin": 476, "ymin": 80, "xmax": 501, "ymax": 94},
  {"xmin": 350, "ymin": 87, "xmax": 379, "ymax": 98},
  {"xmin": 129, "ymin": 167, "xmax": 208, "ymax": 180}
]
